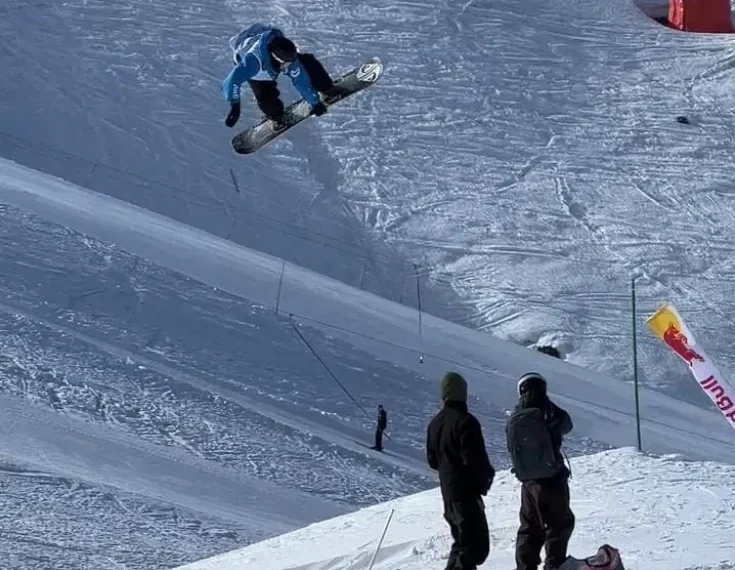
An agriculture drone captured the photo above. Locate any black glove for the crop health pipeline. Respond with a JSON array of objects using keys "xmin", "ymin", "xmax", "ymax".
[
  {"xmin": 225, "ymin": 102, "xmax": 241, "ymax": 128},
  {"xmin": 543, "ymin": 397, "xmax": 558, "ymax": 422},
  {"xmin": 311, "ymin": 101, "xmax": 327, "ymax": 116}
]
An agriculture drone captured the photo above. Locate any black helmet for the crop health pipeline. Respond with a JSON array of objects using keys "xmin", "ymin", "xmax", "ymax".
[{"xmin": 269, "ymin": 36, "xmax": 298, "ymax": 64}]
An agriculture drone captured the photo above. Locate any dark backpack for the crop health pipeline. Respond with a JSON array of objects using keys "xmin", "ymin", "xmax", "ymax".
[
  {"xmin": 506, "ymin": 407, "xmax": 563, "ymax": 481},
  {"xmin": 558, "ymin": 545, "xmax": 625, "ymax": 570}
]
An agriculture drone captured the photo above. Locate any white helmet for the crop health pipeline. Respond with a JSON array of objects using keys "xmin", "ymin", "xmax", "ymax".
[{"xmin": 517, "ymin": 372, "xmax": 547, "ymax": 396}]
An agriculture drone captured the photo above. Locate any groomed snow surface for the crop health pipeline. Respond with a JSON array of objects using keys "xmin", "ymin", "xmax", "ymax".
[
  {"xmin": 4, "ymin": 0, "xmax": 735, "ymax": 405},
  {"xmin": 175, "ymin": 448, "xmax": 735, "ymax": 570}
]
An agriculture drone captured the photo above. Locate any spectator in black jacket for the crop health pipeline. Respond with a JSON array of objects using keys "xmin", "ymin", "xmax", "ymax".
[
  {"xmin": 506, "ymin": 372, "xmax": 575, "ymax": 570},
  {"xmin": 374, "ymin": 405, "xmax": 387, "ymax": 451},
  {"xmin": 427, "ymin": 372, "xmax": 495, "ymax": 570}
]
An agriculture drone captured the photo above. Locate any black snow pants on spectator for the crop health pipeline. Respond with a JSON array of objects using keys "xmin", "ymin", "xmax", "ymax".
[
  {"xmin": 443, "ymin": 496, "xmax": 490, "ymax": 570},
  {"xmin": 515, "ymin": 476, "xmax": 575, "ymax": 570},
  {"xmin": 374, "ymin": 426, "xmax": 384, "ymax": 451}
]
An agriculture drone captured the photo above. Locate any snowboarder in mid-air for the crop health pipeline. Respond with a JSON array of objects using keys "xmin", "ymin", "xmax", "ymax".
[{"xmin": 222, "ymin": 23, "xmax": 337, "ymax": 130}]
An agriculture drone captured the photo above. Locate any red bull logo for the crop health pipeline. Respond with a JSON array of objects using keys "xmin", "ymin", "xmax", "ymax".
[{"xmin": 663, "ymin": 322, "xmax": 705, "ymax": 366}]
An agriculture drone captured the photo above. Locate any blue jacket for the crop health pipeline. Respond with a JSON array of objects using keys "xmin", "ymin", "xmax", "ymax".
[{"xmin": 222, "ymin": 24, "xmax": 320, "ymax": 107}]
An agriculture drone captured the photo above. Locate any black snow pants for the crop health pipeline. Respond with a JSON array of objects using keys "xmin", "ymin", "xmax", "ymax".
[
  {"xmin": 515, "ymin": 476, "xmax": 575, "ymax": 570},
  {"xmin": 249, "ymin": 53, "xmax": 334, "ymax": 121},
  {"xmin": 443, "ymin": 496, "xmax": 490, "ymax": 570},
  {"xmin": 374, "ymin": 426, "xmax": 384, "ymax": 451}
]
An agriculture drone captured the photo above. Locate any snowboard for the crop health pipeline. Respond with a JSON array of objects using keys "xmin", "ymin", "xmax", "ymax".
[{"xmin": 231, "ymin": 57, "xmax": 384, "ymax": 155}]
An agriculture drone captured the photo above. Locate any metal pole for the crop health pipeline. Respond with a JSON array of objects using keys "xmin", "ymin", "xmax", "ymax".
[
  {"xmin": 414, "ymin": 263, "xmax": 424, "ymax": 364},
  {"xmin": 632, "ymin": 277, "xmax": 642, "ymax": 451},
  {"xmin": 367, "ymin": 508, "xmax": 395, "ymax": 570}
]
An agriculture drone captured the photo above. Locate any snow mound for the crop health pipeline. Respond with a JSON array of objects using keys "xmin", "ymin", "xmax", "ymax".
[{"xmin": 175, "ymin": 448, "xmax": 735, "ymax": 570}]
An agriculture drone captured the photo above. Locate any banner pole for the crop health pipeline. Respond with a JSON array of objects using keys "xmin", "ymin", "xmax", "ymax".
[{"xmin": 632, "ymin": 277, "xmax": 642, "ymax": 451}]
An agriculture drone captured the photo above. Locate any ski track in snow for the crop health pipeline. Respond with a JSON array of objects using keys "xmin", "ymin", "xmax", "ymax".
[
  {"xmin": 0, "ymin": 0, "xmax": 462, "ymax": 329},
  {"xmin": 238, "ymin": 0, "xmax": 735, "ymax": 397},
  {"xmin": 0, "ymin": 203, "xmax": 443, "ymax": 569},
  {"xmin": 0, "ymin": 458, "xmax": 260, "ymax": 570}
]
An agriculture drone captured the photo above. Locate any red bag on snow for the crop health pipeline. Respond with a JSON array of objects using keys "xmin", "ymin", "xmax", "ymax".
[{"xmin": 558, "ymin": 545, "xmax": 625, "ymax": 570}]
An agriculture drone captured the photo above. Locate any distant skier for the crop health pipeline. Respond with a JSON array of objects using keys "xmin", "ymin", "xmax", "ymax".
[
  {"xmin": 222, "ymin": 23, "xmax": 336, "ymax": 130},
  {"xmin": 373, "ymin": 405, "xmax": 387, "ymax": 451},
  {"xmin": 506, "ymin": 372, "xmax": 575, "ymax": 570},
  {"xmin": 427, "ymin": 372, "xmax": 495, "ymax": 570}
]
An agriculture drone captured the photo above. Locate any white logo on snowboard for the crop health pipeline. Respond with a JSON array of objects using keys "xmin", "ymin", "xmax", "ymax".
[{"xmin": 356, "ymin": 61, "xmax": 382, "ymax": 83}]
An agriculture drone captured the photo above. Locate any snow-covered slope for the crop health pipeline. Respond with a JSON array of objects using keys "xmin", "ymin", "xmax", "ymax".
[
  {"xmin": 4, "ymin": 0, "xmax": 735, "ymax": 565},
  {"xmin": 0, "ymin": 0, "xmax": 448, "ymax": 323},
  {"xmin": 5, "ymin": 0, "xmax": 735, "ymax": 409},
  {"xmin": 0, "ymin": 158, "xmax": 733, "ymax": 568},
  {"xmin": 0, "ymin": 159, "xmax": 427, "ymax": 569},
  {"xmin": 174, "ymin": 448, "xmax": 735, "ymax": 570}
]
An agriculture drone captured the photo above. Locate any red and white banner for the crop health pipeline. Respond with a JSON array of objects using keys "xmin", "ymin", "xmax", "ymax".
[{"xmin": 647, "ymin": 302, "xmax": 735, "ymax": 432}]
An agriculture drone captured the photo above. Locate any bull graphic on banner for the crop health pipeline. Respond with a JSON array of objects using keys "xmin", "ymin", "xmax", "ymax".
[{"xmin": 647, "ymin": 303, "xmax": 735, "ymax": 431}]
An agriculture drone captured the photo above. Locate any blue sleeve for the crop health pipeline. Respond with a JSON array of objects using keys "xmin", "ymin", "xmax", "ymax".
[
  {"xmin": 285, "ymin": 61, "xmax": 320, "ymax": 106},
  {"xmin": 222, "ymin": 55, "xmax": 259, "ymax": 103}
]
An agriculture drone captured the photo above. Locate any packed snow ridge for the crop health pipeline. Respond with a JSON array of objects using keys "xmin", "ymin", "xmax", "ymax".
[{"xmin": 174, "ymin": 448, "xmax": 735, "ymax": 570}]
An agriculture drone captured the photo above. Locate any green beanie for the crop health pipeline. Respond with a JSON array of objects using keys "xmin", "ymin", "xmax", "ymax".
[{"xmin": 441, "ymin": 371, "xmax": 468, "ymax": 403}]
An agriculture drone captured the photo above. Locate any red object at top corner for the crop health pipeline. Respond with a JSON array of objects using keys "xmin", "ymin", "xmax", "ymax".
[{"xmin": 668, "ymin": 0, "xmax": 733, "ymax": 33}]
